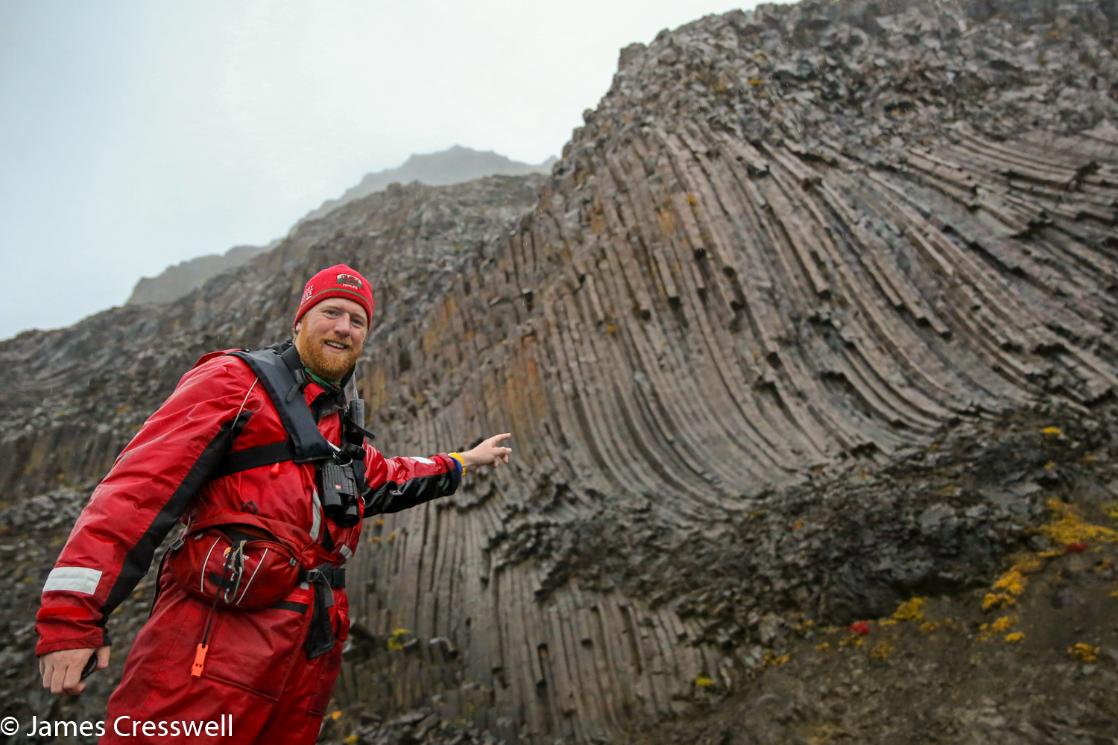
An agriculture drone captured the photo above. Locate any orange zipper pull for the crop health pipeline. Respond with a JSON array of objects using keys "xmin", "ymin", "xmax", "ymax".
[{"xmin": 191, "ymin": 643, "xmax": 209, "ymax": 677}]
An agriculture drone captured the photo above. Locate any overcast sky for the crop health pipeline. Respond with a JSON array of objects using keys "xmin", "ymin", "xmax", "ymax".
[{"xmin": 1, "ymin": 0, "xmax": 779, "ymax": 340}]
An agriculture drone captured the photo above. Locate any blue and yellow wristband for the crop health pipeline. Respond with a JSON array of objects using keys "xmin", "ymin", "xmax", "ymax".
[{"xmin": 448, "ymin": 452, "xmax": 466, "ymax": 477}]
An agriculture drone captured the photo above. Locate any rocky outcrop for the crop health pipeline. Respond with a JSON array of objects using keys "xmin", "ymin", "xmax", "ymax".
[
  {"xmin": 124, "ymin": 147, "xmax": 553, "ymax": 308},
  {"xmin": 1, "ymin": 0, "xmax": 1117, "ymax": 743},
  {"xmin": 301, "ymin": 145, "xmax": 556, "ymax": 223},
  {"xmin": 126, "ymin": 243, "xmax": 271, "ymax": 306}
]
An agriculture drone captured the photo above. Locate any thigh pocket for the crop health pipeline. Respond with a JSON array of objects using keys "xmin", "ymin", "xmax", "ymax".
[{"xmin": 201, "ymin": 599, "xmax": 310, "ymax": 700}]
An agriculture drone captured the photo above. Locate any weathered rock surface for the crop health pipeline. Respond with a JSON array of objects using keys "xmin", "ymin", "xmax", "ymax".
[
  {"xmin": 126, "ymin": 243, "xmax": 272, "ymax": 306},
  {"xmin": 124, "ymin": 147, "xmax": 553, "ymax": 308},
  {"xmin": 1, "ymin": 0, "xmax": 1117, "ymax": 742},
  {"xmin": 301, "ymin": 145, "xmax": 556, "ymax": 224}
]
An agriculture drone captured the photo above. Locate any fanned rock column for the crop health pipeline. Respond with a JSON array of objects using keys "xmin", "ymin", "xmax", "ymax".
[{"xmin": 338, "ymin": 0, "xmax": 1117, "ymax": 741}]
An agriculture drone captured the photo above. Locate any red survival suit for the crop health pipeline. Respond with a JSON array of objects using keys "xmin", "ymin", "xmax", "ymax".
[{"xmin": 36, "ymin": 344, "xmax": 461, "ymax": 744}]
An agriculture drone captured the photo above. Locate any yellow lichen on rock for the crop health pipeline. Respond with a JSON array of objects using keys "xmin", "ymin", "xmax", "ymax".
[
  {"xmin": 1040, "ymin": 499, "xmax": 1118, "ymax": 546},
  {"xmin": 982, "ymin": 592, "xmax": 1017, "ymax": 611},
  {"xmin": 1068, "ymin": 642, "xmax": 1099, "ymax": 663},
  {"xmin": 387, "ymin": 627, "xmax": 410, "ymax": 652},
  {"xmin": 1004, "ymin": 632, "xmax": 1025, "ymax": 644},
  {"xmin": 892, "ymin": 596, "xmax": 927, "ymax": 623},
  {"xmin": 869, "ymin": 640, "xmax": 895, "ymax": 661},
  {"xmin": 994, "ymin": 568, "xmax": 1027, "ymax": 595},
  {"xmin": 990, "ymin": 615, "xmax": 1016, "ymax": 632}
]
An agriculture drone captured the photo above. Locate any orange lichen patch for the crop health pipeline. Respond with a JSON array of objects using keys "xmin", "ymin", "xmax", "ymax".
[
  {"xmin": 869, "ymin": 640, "xmax": 895, "ymax": 661},
  {"xmin": 1103, "ymin": 501, "xmax": 1118, "ymax": 521},
  {"xmin": 1004, "ymin": 632, "xmax": 1025, "ymax": 644},
  {"xmin": 919, "ymin": 621, "xmax": 939, "ymax": 634},
  {"xmin": 344, "ymin": 735, "xmax": 359, "ymax": 745},
  {"xmin": 839, "ymin": 635, "xmax": 866, "ymax": 649},
  {"xmin": 1068, "ymin": 642, "xmax": 1099, "ymax": 663},
  {"xmin": 1040, "ymin": 499, "xmax": 1118, "ymax": 546},
  {"xmin": 878, "ymin": 619, "xmax": 898, "ymax": 628},
  {"xmin": 694, "ymin": 676, "xmax": 716, "ymax": 688},
  {"xmin": 815, "ymin": 641, "xmax": 832, "ymax": 652},
  {"xmin": 1040, "ymin": 426, "xmax": 1063, "ymax": 437},
  {"xmin": 330, "ymin": 711, "xmax": 343, "ymax": 722},
  {"xmin": 1043, "ymin": 461, "xmax": 1057, "ymax": 471},
  {"xmin": 892, "ymin": 596, "xmax": 927, "ymax": 623}
]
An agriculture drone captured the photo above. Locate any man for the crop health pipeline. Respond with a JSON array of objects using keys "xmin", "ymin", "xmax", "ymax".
[{"xmin": 35, "ymin": 264, "xmax": 511, "ymax": 743}]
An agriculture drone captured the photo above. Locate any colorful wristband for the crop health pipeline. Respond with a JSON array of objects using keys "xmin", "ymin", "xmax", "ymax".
[{"xmin": 448, "ymin": 452, "xmax": 467, "ymax": 477}]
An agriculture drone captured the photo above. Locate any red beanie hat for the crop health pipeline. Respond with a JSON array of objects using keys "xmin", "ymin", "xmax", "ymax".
[{"xmin": 293, "ymin": 264, "xmax": 375, "ymax": 328}]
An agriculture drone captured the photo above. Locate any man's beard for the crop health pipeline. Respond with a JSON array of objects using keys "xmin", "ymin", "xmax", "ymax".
[{"xmin": 295, "ymin": 332, "xmax": 359, "ymax": 382}]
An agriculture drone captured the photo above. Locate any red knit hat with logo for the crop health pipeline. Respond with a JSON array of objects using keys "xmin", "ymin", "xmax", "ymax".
[{"xmin": 293, "ymin": 264, "xmax": 375, "ymax": 327}]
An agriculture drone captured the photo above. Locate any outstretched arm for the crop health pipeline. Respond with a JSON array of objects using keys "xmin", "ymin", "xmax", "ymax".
[{"xmin": 361, "ymin": 432, "xmax": 513, "ymax": 516}]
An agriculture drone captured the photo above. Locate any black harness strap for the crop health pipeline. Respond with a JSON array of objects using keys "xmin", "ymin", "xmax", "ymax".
[
  {"xmin": 229, "ymin": 345, "xmax": 335, "ymax": 464},
  {"xmin": 302, "ymin": 564, "xmax": 346, "ymax": 658},
  {"xmin": 214, "ymin": 344, "xmax": 337, "ymax": 477},
  {"xmin": 213, "ymin": 441, "xmax": 295, "ymax": 478}
]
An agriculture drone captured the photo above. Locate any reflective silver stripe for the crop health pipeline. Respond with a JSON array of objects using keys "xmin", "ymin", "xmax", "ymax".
[
  {"xmin": 310, "ymin": 489, "xmax": 323, "ymax": 541},
  {"xmin": 413, "ymin": 457, "xmax": 435, "ymax": 465},
  {"xmin": 339, "ymin": 545, "xmax": 353, "ymax": 560},
  {"xmin": 235, "ymin": 548, "xmax": 268, "ymax": 606},
  {"xmin": 200, "ymin": 538, "xmax": 222, "ymax": 594},
  {"xmin": 43, "ymin": 567, "xmax": 102, "ymax": 595}
]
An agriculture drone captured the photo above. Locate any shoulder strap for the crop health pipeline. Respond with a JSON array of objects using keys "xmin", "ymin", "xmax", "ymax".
[{"xmin": 215, "ymin": 344, "xmax": 336, "ymax": 477}]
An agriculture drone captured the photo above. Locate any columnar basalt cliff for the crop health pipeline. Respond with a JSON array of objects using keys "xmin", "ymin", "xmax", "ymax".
[{"xmin": 2, "ymin": 0, "xmax": 1117, "ymax": 742}]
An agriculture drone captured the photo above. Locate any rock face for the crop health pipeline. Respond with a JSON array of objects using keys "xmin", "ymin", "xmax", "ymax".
[
  {"xmin": 126, "ymin": 243, "xmax": 272, "ymax": 306},
  {"xmin": 2, "ymin": 0, "xmax": 1118, "ymax": 743}
]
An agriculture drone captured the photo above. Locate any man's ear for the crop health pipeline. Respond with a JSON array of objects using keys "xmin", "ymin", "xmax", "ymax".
[{"xmin": 292, "ymin": 321, "xmax": 301, "ymax": 337}]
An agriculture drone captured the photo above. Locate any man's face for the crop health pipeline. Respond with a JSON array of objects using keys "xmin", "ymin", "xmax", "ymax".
[{"xmin": 293, "ymin": 297, "xmax": 369, "ymax": 382}]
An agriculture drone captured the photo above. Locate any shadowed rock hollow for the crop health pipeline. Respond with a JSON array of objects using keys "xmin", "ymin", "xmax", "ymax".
[{"xmin": 1, "ymin": 0, "xmax": 1117, "ymax": 742}]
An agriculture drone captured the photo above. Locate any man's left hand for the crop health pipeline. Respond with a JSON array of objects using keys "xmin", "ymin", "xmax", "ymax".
[{"xmin": 461, "ymin": 433, "xmax": 512, "ymax": 469}]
